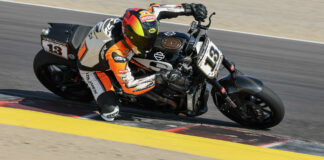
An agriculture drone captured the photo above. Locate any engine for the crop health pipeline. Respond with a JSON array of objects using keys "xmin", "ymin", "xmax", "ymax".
[
  {"xmin": 130, "ymin": 31, "xmax": 195, "ymax": 92},
  {"xmin": 128, "ymin": 31, "xmax": 196, "ymax": 110}
]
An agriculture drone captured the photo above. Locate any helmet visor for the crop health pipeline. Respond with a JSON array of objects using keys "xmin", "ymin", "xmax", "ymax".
[{"xmin": 130, "ymin": 34, "xmax": 156, "ymax": 53}]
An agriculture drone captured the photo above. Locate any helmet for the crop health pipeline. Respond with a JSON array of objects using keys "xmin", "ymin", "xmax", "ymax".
[{"xmin": 122, "ymin": 8, "xmax": 159, "ymax": 54}]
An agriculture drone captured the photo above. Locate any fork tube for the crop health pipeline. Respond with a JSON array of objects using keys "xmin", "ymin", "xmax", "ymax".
[
  {"xmin": 222, "ymin": 57, "xmax": 236, "ymax": 74},
  {"xmin": 208, "ymin": 79, "xmax": 237, "ymax": 108}
]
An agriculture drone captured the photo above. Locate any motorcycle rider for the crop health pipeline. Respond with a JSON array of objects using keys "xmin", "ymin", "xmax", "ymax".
[{"xmin": 77, "ymin": 3, "xmax": 207, "ymax": 121}]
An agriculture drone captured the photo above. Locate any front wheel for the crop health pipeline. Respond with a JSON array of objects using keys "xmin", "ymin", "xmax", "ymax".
[{"xmin": 213, "ymin": 85, "xmax": 285, "ymax": 129}]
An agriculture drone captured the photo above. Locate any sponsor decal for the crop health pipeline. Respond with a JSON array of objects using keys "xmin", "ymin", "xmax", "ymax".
[
  {"xmin": 149, "ymin": 28, "xmax": 156, "ymax": 33},
  {"xmin": 120, "ymin": 74, "xmax": 128, "ymax": 83},
  {"xmin": 114, "ymin": 56, "xmax": 126, "ymax": 62},
  {"xmin": 112, "ymin": 52, "xmax": 126, "ymax": 63},
  {"xmin": 133, "ymin": 81, "xmax": 154, "ymax": 92},
  {"xmin": 85, "ymin": 73, "xmax": 90, "ymax": 81},
  {"xmin": 221, "ymin": 88, "xmax": 226, "ymax": 94},
  {"xmin": 230, "ymin": 65, "xmax": 235, "ymax": 71},
  {"xmin": 102, "ymin": 107, "xmax": 119, "ymax": 118},
  {"xmin": 153, "ymin": 52, "xmax": 165, "ymax": 61},
  {"xmin": 88, "ymin": 81, "xmax": 98, "ymax": 94},
  {"xmin": 118, "ymin": 69, "xmax": 129, "ymax": 74},
  {"xmin": 139, "ymin": 11, "xmax": 156, "ymax": 22},
  {"xmin": 86, "ymin": 73, "xmax": 98, "ymax": 94}
]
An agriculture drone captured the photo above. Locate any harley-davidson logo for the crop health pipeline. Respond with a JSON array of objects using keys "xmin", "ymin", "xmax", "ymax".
[
  {"xmin": 153, "ymin": 52, "xmax": 165, "ymax": 61},
  {"xmin": 164, "ymin": 32, "xmax": 176, "ymax": 36}
]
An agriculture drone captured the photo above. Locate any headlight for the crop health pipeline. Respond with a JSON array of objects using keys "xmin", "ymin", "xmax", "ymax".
[{"xmin": 41, "ymin": 28, "xmax": 50, "ymax": 36}]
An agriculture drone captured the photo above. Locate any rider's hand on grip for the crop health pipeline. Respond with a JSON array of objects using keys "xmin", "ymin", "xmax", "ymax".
[{"xmin": 183, "ymin": 3, "xmax": 208, "ymax": 22}]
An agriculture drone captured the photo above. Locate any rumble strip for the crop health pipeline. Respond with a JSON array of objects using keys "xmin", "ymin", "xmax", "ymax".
[{"xmin": 0, "ymin": 107, "xmax": 323, "ymax": 160}]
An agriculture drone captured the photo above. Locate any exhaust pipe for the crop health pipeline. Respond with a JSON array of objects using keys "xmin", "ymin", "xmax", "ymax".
[{"xmin": 144, "ymin": 92, "xmax": 177, "ymax": 110}]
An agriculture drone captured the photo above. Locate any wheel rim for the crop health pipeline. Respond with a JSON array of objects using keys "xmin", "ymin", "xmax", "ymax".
[
  {"xmin": 39, "ymin": 64, "xmax": 91, "ymax": 99},
  {"xmin": 245, "ymin": 95, "xmax": 274, "ymax": 122},
  {"xmin": 224, "ymin": 93, "xmax": 275, "ymax": 124}
]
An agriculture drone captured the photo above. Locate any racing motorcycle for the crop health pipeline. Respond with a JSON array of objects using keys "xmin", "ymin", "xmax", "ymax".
[{"xmin": 33, "ymin": 13, "xmax": 285, "ymax": 129}]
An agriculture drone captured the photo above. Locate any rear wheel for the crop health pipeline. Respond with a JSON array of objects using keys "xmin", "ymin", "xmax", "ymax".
[
  {"xmin": 213, "ymin": 85, "xmax": 285, "ymax": 129},
  {"xmin": 33, "ymin": 50, "xmax": 93, "ymax": 101}
]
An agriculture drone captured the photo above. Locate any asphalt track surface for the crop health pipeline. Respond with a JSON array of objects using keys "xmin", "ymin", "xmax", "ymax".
[{"xmin": 0, "ymin": 1, "xmax": 324, "ymax": 143}]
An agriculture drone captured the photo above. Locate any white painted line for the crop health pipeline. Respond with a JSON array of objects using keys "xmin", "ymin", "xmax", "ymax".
[
  {"xmin": 79, "ymin": 113, "xmax": 99, "ymax": 119},
  {"xmin": 1, "ymin": 0, "xmax": 324, "ymax": 45},
  {"xmin": 258, "ymin": 140, "xmax": 291, "ymax": 148},
  {"xmin": 0, "ymin": 0, "xmax": 119, "ymax": 17}
]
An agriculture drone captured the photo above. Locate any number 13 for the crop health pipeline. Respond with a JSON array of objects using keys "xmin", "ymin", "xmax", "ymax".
[
  {"xmin": 204, "ymin": 46, "xmax": 219, "ymax": 71},
  {"xmin": 47, "ymin": 44, "xmax": 62, "ymax": 55}
]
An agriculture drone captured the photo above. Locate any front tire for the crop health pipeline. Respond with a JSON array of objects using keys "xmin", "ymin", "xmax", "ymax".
[{"xmin": 213, "ymin": 85, "xmax": 285, "ymax": 129}]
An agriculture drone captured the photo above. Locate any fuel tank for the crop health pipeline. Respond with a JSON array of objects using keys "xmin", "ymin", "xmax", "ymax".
[{"xmin": 132, "ymin": 31, "xmax": 193, "ymax": 71}]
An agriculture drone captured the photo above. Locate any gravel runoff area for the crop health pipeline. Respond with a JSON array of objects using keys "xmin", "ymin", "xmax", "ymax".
[{"xmin": 7, "ymin": 0, "xmax": 324, "ymax": 43}]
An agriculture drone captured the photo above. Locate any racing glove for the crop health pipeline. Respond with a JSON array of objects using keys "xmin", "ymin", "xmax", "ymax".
[{"xmin": 182, "ymin": 3, "xmax": 208, "ymax": 22}]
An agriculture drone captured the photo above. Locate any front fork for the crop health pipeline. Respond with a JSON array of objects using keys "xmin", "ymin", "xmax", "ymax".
[{"xmin": 208, "ymin": 57, "xmax": 238, "ymax": 108}]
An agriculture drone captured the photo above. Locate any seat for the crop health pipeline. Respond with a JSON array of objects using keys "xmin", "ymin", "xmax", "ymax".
[
  {"xmin": 69, "ymin": 25, "xmax": 92, "ymax": 50},
  {"xmin": 47, "ymin": 23, "xmax": 92, "ymax": 51}
]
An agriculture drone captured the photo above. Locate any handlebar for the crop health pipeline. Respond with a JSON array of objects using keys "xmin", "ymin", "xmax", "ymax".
[
  {"xmin": 198, "ymin": 12, "xmax": 216, "ymax": 30},
  {"xmin": 186, "ymin": 12, "xmax": 216, "ymax": 56},
  {"xmin": 188, "ymin": 12, "xmax": 216, "ymax": 34}
]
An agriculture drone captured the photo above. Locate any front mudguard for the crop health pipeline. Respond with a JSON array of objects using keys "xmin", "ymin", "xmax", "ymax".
[
  {"xmin": 211, "ymin": 73, "xmax": 263, "ymax": 108},
  {"xmin": 217, "ymin": 74, "xmax": 263, "ymax": 95}
]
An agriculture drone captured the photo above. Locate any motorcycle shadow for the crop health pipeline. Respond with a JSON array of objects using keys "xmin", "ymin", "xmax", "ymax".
[
  {"xmin": 0, "ymin": 89, "xmax": 96, "ymax": 117},
  {"xmin": 0, "ymin": 89, "xmax": 245, "ymax": 130}
]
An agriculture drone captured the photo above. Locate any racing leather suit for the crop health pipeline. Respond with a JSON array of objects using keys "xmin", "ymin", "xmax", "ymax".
[{"xmin": 77, "ymin": 4, "xmax": 205, "ymax": 120}]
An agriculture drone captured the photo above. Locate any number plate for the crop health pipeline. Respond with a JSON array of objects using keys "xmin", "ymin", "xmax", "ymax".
[
  {"xmin": 197, "ymin": 39, "xmax": 223, "ymax": 78},
  {"xmin": 42, "ymin": 39, "xmax": 68, "ymax": 59}
]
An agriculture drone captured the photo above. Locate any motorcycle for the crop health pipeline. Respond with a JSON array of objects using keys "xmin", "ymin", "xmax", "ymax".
[{"xmin": 34, "ymin": 13, "xmax": 285, "ymax": 129}]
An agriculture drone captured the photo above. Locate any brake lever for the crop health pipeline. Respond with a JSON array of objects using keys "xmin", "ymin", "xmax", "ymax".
[{"xmin": 198, "ymin": 12, "xmax": 216, "ymax": 30}]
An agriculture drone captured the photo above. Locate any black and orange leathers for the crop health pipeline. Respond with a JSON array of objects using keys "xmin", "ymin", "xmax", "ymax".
[
  {"xmin": 77, "ymin": 4, "xmax": 192, "ymax": 98},
  {"xmin": 105, "ymin": 40, "xmax": 156, "ymax": 95}
]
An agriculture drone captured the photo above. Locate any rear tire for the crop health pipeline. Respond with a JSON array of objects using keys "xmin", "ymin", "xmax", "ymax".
[
  {"xmin": 213, "ymin": 85, "xmax": 285, "ymax": 129},
  {"xmin": 33, "ymin": 50, "xmax": 93, "ymax": 102}
]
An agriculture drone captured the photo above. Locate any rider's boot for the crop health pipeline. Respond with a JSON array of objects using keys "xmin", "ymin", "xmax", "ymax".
[{"xmin": 97, "ymin": 91, "xmax": 120, "ymax": 121}]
